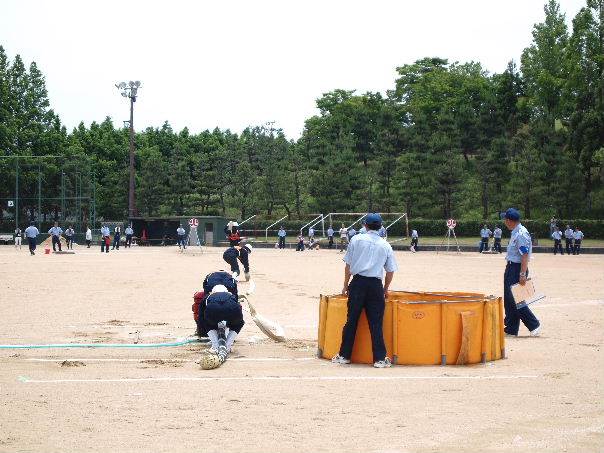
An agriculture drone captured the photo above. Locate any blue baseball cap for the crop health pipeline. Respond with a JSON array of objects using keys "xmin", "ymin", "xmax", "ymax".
[
  {"xmin": 364, "ymin": 213, "xmax": 383, "ymax": 225},
  {"xmin": 504, "ymin": 208, "xmax": 520, "ymax": 221}
]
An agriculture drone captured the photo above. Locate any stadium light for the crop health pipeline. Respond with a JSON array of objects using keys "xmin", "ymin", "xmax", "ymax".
[{"xmin": 115, "ymin": 80, "xmax": 142, "ymax": 218}]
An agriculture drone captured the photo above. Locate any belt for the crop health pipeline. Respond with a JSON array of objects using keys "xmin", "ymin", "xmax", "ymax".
[
  {"xmin": 506, "ymin": 261, "xmax": 521, "ymax": 265},
  {"xmin": 353, "ymin": 274, "xmax": 382, "ymax": 280}
]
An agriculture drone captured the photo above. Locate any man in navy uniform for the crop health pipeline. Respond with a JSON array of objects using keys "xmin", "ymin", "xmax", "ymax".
[
  {"xmin": 327, "ymin": 226, "xmax": 334, "ymax": 249},
  {"xmin": 573, "ymin": 227, "xmax": 584, "ymax": 255},
  {"xmin": 479, "ymin": 224, "xmax": 492, "ymax": 253},
  {"xmin": 502, "ymin": 208, "xmax": 540, "ymax": 337},
  {"xmin": 177, "ymin": 224, "xmax": 186, "ymax": 250},
  {"xmin": 64, "ymin": 225, "xmax": 75, "ymax": 250},
  {"xmin": 564, "ymin": 225, "xmax": 574, "ymax": 255},
  {"xmin": 24, "ymin": 222, "xmax": 39, "ymax": 255},
  {"xmin": 124, "ymin": 224, "xmax": 134, "ymax": 248},
  {"xmin": 277, "ymin": 226, "xmax": 286, "ymax": 249},
  {"xmin": 48, "ymin": 221, "xmax": 63, "ymax": 252},
  {"xmin": 493, "ymin": 225, "xmax": 503, "ymax": 253},
  {"xmin": 112, "ymin": 225, "xmax": 121, "ymax": 250},
  {"xmin": 332, "ymin": 213, "xmax": 398, "ymax": 368},
  {"xmin": 551, "ymin": 227, "xmax": 564, "ymax": 255}
]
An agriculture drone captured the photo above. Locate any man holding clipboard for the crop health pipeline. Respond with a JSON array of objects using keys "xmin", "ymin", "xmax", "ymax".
[{"xmin": 502, "ymin": 208, "xmax": 541, "ymax": 337}]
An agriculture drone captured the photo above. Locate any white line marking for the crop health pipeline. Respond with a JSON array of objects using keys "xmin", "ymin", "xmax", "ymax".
[
  {"xmin": 24, "ymin": 357, "xmax": 315, "ymax": 363},
  {"xmin": 537, "ymin": 301, "xmax": 603, "ymax": 308},
  {"xmin": 18, "ymin": 375, "xmax": 539, "ymax": 384}
]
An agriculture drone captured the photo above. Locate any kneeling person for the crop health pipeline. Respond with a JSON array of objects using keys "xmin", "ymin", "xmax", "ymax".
[{"xmin": 204, "ymin": 285, "xmax": 245, "ymax": 355}]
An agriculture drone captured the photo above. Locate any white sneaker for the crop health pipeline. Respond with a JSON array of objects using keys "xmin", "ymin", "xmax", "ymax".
[
  {"xmin": 331, "ymin": 354, "xmax": 351, "ymax": 364},
  {"xmin": 373, "ymin": 357, "xmax": 392, "ymax": 368},
  {"xmin": 530, "ymin": 326, "xmax": 541, "ymax": 337},
  {"xmin": 505, "ymin": 333, "xmax": 518, "ymax": 337}
]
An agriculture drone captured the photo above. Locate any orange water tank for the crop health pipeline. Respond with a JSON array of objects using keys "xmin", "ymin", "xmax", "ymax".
[{"xmin": 318, "ymin": 291, "xmax": 505, "ymax": 365}]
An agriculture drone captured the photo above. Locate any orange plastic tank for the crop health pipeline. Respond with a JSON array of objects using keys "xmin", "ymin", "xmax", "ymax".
[{"xmin": 318, "ymin": 291, "xmax": 505, "ymax": 365}]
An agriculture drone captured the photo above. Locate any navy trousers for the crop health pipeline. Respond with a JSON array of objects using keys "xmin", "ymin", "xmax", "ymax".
[
  {"xmin": 51, "ymin": 235, "xmax": 61, "ymax": 252},
  {"xmin": 27, "ymin": 237, "xmax": 36, "ymax": 254},
  {"xmin": 573, "ymin": 240, "xmax": 581, "ymax": 255},
  {"xmin": 503, "ymin": 262, "xmax": 540, "ymax": 335},
  {"xmin": 565, "ymin": 239, "xmax": 573, "ymax": 254},
  {"xmin": 479, "ymin": 238, "xmax": 488, "ymax": 252},
  {"xmin": 339, "ymin": 275, "xmax": 387, "ymax": 362},
  {"xmin": 494, "ymin": 238, "xmax": 502, "ymax": 253},
  {"xmin": 238, "ymin": 248, "xmax": 250, "ymax": 273},
  {"xmin": 553, "ymin": 239, "xmax": 564, "ymax": 255}
]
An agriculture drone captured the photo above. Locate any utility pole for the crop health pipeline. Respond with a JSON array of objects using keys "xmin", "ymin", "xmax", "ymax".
[
  {"xmin": 115, "ymin": 80, "xmax": 142, "ymax": 219},
  {"xmin": 15, "ymin": 159, "xmax": 19, "ymax": 230}
]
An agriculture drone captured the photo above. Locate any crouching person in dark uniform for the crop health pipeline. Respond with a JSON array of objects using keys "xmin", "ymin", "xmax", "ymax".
[
  {"xmin": 192, "ymin": 271, "xmax": 243, "ymax": 359},
  {"xmin": 502, "ymin": 208, "xmax": 541, "ymax": 337},
  {"xmin": 223, "ymin": 243, "xmax": 253, "ymax": 281},
  {"xmin": 203, "ymin": 285, "xmax": 245, "ymax": 353},
  {"xmin": 332, "ymin": 213, "xmax": 398, "ymax": 368}
]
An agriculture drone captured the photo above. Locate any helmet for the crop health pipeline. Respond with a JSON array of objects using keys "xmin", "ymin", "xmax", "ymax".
[{"xmin": 200, "ymin": 352, "xmax": 221, "ymax": 370}]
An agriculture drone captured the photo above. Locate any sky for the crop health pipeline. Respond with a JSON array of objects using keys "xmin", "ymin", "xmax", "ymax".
[{"xmin": 1, "ymin": 0, "xmax": 587, "ymax": 139}]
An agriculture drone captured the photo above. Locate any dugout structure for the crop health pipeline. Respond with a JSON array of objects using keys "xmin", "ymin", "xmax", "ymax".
[
  {"xmin": 129, "ymin": 216, "xmax": 228, "ymax": 246},
  {"xmin": 0, "ymin": 155, "xmax": 96, "ymax": 240}
]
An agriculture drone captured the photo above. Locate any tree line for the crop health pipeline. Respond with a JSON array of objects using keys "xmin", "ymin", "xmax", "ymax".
[{"xmin": 0, "ymin": 0, "xmax": 602, "ymax": 227}]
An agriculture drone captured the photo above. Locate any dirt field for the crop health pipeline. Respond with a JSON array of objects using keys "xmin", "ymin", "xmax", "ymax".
[{"xmin": 1, "ymin": 245, "xmax": 602, "ymax": 453}]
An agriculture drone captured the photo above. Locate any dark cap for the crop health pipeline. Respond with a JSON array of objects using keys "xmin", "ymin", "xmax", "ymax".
[
  {"xmin": 504, "ymin": 208, "xmax": 520, "ymax": 221},
  {"xmin": 364, "ymin": 213, "xmax": 383, "ymax": 225}
]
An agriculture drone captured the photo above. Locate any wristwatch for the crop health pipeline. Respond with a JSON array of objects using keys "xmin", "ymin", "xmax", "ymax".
[{"xmin": 519, "ymin": 272, "xmax": 526, "ymax": 277}]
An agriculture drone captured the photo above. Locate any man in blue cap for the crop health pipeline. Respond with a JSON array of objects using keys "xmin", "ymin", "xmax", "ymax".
[
  {"xmin": 332, "ymin": 213, "xmax": 398, "ymax": 368},
  {"xmin": 502, "ymin": 208, "xmax": 541, "ymax": 337}
]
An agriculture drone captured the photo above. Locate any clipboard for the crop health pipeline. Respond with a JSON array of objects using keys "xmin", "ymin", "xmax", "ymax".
[{"xmin": 511, "ymin": 278, "xmax": 545, "ymax": 308}]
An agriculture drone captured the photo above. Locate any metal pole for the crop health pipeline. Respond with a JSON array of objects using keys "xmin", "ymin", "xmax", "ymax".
[
  {"xmin": 37, "ymin": 163, "xmax": 42, "ymax": 231},
  {"xmin": 128, "ymin": 96, "xmax": 136, "ymax": 218},
  {"xmin": 15, "ymin": 158, "xmax": 19, "ymax": 230},
  {"xmin": 92, "ymin": 170, "xmax": 96, "ymax": 231},
  {"xmin": 61, "ymin": 170, "xmax": 65, "ymax": 222},
  {"xmin": 76, "ymin": 172, "xmax": 81, "ymax": 233}
]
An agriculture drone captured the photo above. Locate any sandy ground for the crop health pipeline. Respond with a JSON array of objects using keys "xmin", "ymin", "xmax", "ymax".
[{"xmin": 0, "ymin": 244, "xmax": 602, "ymax": 453}]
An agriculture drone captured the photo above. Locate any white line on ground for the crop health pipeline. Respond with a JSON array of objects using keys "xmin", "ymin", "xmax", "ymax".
[
  {"xmin": 536, "ymin": 301, "xmax": 603, "ymax": 308},
  {"xmin": 17, "ymin": 375, "xmax": 539, "ymax": 384},
  {"xmin": 24, "ymin": 357, "xmax": 316, "ymax": 363}
]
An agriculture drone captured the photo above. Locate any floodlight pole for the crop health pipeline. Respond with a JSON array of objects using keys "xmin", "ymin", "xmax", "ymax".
[
  {"xmin": 15, "ymin": 159, "xmax": 19, "ymax": 230},
  {"xmin": 128, "ymin": 95, "xmax": 136, "ymax": 218},
  {"xmin": 37, "ymin": 163, "xmax": 42, "ymax": 231},
  {"xmin": 116, "ymin": 81, "xmax": 141, "ymax": 219}
]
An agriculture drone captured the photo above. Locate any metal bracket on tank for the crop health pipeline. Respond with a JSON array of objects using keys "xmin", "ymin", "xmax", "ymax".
[
  {"xmin": 392, "ymin": 355, "xmax": 398, "ymax": 365},
  {"xmin": 317, "ymin": 348, "xmax": 323, "ymax": 359},
  {"xmin": 407, "ymin": 299, "xmax": 485, "ymax": 305},
  {"xmin": 440, "ymin": 354, "xmax": 447, "ymax": 366}
]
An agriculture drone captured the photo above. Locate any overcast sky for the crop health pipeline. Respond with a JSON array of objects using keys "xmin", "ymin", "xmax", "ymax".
[{"xmin": 1, "ymin": 0, "xmax": 586, "ymax": 139}]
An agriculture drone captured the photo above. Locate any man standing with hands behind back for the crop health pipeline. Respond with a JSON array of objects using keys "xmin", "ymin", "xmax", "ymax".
[
  {"xmin": 502, "ymin": 208, "xmax": 541, "ymax": 337},
  {"xmin": 332, "ymin": 213, "xmax": 398, "ymax": 368}
]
